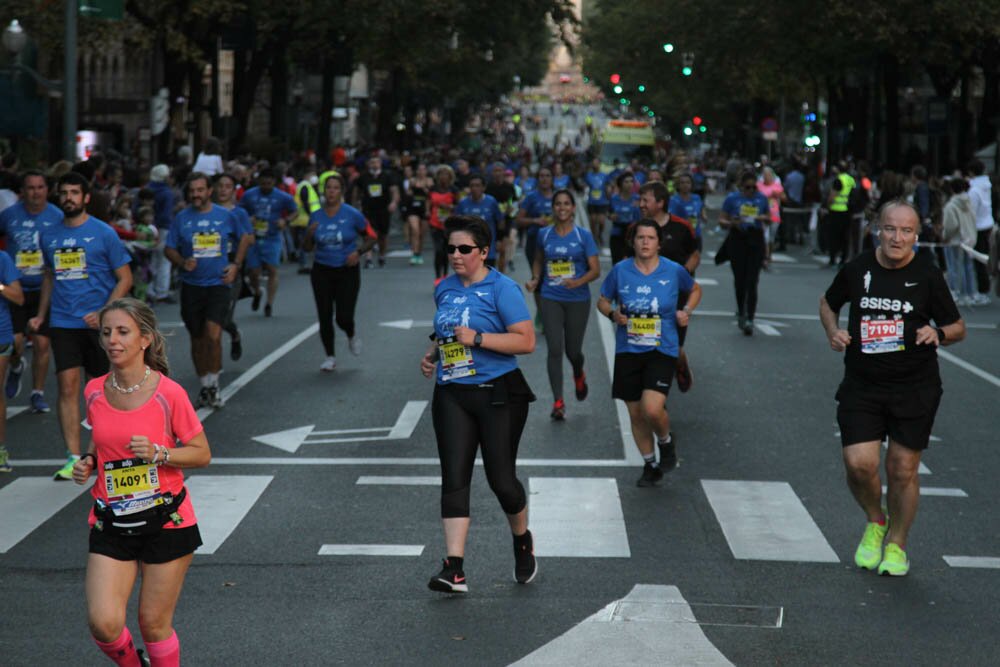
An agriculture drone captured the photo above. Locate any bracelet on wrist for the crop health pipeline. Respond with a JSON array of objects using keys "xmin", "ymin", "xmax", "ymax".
[{"xmin": 163, "ymin": 447, "xmax": 171, "ymax": 465}]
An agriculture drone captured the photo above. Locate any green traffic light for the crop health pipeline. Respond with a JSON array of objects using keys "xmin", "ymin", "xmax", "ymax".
[
  {"xmin": 682, "ymin": 67, "xmax": 692, "ymax": 76},
  {"xmin": 638, "ymin": 84, "xmax": 646, "ymax": 92},
  {"xmin": 663, "ymin": 43, "xmax": 674, "ymax": 53},
  {"xmin": 647, "ymin": 111, "xmax": 655, "ymax": 117},
  {"xmin": 699, "ymin": 126, "xmax": 707, "ymax": 133}
]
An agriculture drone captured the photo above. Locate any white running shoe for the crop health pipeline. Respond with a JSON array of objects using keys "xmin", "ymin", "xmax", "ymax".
[
  {"xmin": 320, "ymin": 357, "xmax": 336, "ymax": 372},
  {"xmin": 349, "ymin": 336, "xmax": 362, "ymax": 356}
]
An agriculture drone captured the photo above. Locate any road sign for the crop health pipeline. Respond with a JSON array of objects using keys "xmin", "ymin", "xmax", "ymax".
[
  {"xmin": 762, "ymin": 131, "xmax": 778, "ymax": 142},
  {"xmin": 760, "ymin": 117, "xmax": 778, "ymax": 132},
  {"xmin": 253, "ymin": 401, "xmax": 428, "ymax": 452}
]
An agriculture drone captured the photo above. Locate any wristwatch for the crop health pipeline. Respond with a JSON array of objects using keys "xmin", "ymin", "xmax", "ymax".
[
  {"xmin": 935, "ymin": 327, "xmax": 946, "ymax": 343},
  {"xmin": 473, "ymin": 332, "xmax": 483, "ymax": 348}
]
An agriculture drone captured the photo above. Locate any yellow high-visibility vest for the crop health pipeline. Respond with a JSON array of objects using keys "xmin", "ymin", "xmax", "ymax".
[{"xmin": 831, "ymin": 173, "xmax": 855, "ymax": 212}]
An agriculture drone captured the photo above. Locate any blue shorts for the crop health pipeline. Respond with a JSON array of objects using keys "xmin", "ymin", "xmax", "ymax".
[{"xmin": 252, "ymin": 238, "xmax": 281, "ymax": 267}]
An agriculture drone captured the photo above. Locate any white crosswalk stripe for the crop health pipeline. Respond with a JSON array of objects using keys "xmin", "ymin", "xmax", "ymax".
[
  {"xmin": 0, "ymin": 477, "xmax": 93, "ymax": 553},
  {"xmin": 185, "ymin": 475, "xmax": 273, "ymax": 555}
]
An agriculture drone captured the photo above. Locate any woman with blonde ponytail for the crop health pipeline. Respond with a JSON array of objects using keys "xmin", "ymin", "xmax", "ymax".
[{"xmin": 72, "ymin": 297, "xmax": 210, "ymax": 667}]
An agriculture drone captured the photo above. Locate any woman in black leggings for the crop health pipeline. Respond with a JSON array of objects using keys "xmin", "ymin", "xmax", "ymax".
[
  {"xmin": 304, "ymin": 174, "xmax": 375, "ymax": 371},
  {"xmin": 719, "ymin": 171, "xmax": 770, "ymax": 336},
  {"xmin": 420, "ymin": 215, "xmax": 537, "ymax": 593}
]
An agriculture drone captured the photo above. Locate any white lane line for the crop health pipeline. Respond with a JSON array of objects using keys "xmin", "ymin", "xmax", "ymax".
[
  {"xmin": 696, "ymin": 310, "xmax": 819, "ymax": 321},
  {"xmin": 386, "ymin": 400, "xmax": 427, "ymax": 438},
  {"xmin": 597, "ymin": 314, "xmax": 644, "ymax": 464},
  {"xmin": 695, "ymin": 277, "xmax": 718, "ymax": 286},
  {"xmin": 755, "ymin": 323, "xmax": 782, "ymax": 336},
  {"xmin": 701, "ymin": 480, "xmax": 839, "ymax": 563},
  {"xmin": 770, "ymin": 253, "xmax": 797, "ymax": 263},
  {"xmin": 0, "ymin": 477, "xmax": 94, "ymax": 553},
  {"xmin": 185, "ymin": 475, "xmax": 273, "ymax": 555},
  {"xmin": 16, "ymin": 457, "xmax": 635, "ymax": 468},
  {"xmin": 5, "ymin": 407, "xmax": 28, "ymax": 419},
  {"xmin": 196, "ymin": 323, "xmax": 320, "ymax": 421},
  {"xmin": 318, "ymin": 544, "xmax": 424, "ymax": 556},
  {"xmin": 938, "ymin": 349, "xmax": 1000, "ymax": 389},
  {"xmin": 511, "ymin": 584, "xmax": 734, "ymax": 666},
  {"xmin": 881, "ymin": 485, "xmax": 967, "ymax": 498},
  {"xmin": 943, "ymin": 556, "xmax": 1000, "ymax": 569},
  {"xmin": 356, "ymin": 476, "xmax": 440, "ymax": 485},
  {"xmin": 530, "ymin": 478, "xmax": 630, "ymax": 558}
]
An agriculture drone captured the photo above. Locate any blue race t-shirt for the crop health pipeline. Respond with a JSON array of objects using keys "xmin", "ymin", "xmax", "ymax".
[
  {"xmin": 600, "ymin": 257, "xmax": 695, "ymax": 357},
  {"xmin": 454, "ymin": 194, "xmax": 504, "ymax": 260},
  {"xmin": 41, "ymin": 217, "xmax": 132, "ymax": 329},
  {"xmin": 310, "ymin": 203, "xmax": 370, "ymax": 268},
  {"xmin": 538, "ymin": 225, "xmax": 599, "ymax": 302},
  {"xmin": 668, "ymin": 194, "xmax": 704, "ymax": 237},
  {"xmin": 585, "ymin": 171, "xmax": 609, "ymax": 206},
  {"xmin": 516, "ymin": 176, "xmax": 538, "ymax": 197},
  {"xmin": 226, "ymin": 205, "xmax": 253, "ymax": 246},
  {"xmin": 722, "ymin": 191, "xmax": 769, "ymax": 231},
  {"xmin": 0, "ymin": 201, "xmax": 64, "ymax": 290},
  {"xmin": 0, "ymin": 252, "xmax": 21, "ymax": 344},
  {"xmin": 240, "ymin": 187, "xmax": 298, "ymax": 240},
  {"xmin": 553, "ymin": 174, "xmax": 571, "ymax": 190},
  {"xmin": 166, "ymin": 204, "xmax": 241, "ymax": 287},
  {"xmin": 520, "ymin": 190, "xmax": 553, "ymax": 249},
  {"xmin": 609, "ymin": 193, "xmax": 641, "ymax": 237},
  {"xmin": 433, "ymin": 269, "xmax": 531, "ymax": 384}
]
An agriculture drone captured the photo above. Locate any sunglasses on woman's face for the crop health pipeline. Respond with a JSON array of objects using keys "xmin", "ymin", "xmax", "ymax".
[{"xmin": 446, "ymin": 244, "xmax": 480, "ymax": 255}]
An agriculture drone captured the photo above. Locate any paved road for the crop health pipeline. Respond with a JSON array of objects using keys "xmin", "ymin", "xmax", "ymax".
[{"xmin": 2, "ymin": 209, "xmax": 999, "ymax": 665}]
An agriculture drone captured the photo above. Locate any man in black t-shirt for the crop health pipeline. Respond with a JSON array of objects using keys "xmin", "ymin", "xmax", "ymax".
[
  {"xmin": 640, "ymin": 181, "xmax": 699, "ymax": 393},
  {"xmin": 485, "ymin": 163, "xmax": 517, "ymax": 272},
  {"xmin": 819, "ymin": 200, "xmax": 965, "ymax": 577},
  {"xmin": 352, "ymin": 154, "xmax": 399, "ymax": 267}
]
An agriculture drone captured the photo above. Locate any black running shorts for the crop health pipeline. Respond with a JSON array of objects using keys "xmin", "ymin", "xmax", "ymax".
[
  {"xmin": 11, "ymin": 290, "xmax": 49, "ymax": 337},
  {"xmin": 50, "ymin": 327, "xmax": 108, "ymax": 376},
  {"xmin": 180, "ymin": 283, "xmax": 231, "ymax": 336},
  {"xmin": 89, "ymin": 524, "xmax": 203, "ymax": 564},
  {"xmin": 612, "ymin": 351, "xmax": 677, "ymax": 402},
  {"xmin": 835, "ymin": 378, "xmax": 942, "ymax": 451}
]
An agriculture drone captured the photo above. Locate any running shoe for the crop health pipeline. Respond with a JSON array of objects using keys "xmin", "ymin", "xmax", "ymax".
[
  {"xmin": 657, "ymin": 435, "xmax": 677, "ymax": 472},
  {"xmin": 0, "ymin": 446, "xmax": 12, "ymax": 473},
  {"xmin": 743, "ymin": 320, "xmax": 754, "ymax": 336},
  {"xmin": 5, "ymin": 357, "xmax": 24, "ymax": 399},
  {"xmin": 573, "ymin": 370, "xmax": 588, "ymax": 401},
  {"xmin": 137, "ymin": 648, "xmax": 150, "ymax": 667},
  {"xmin": 320, "ymin": 357, "xmax": 336, "ymax": 372},
  {"xmin": 410, "ymin": 255, "xmax": 419, "ymax": 266},
  {"xmin": 230, "ymin": 332, "xmax": 243, "ymax": 362},
  {"xmin": 251, "ymin": 292, "xmax": 262, "ymax": 311},
  {"xmin": 364, "ymin": 259, "xmax": 374, "ymax": 269},
  {"xmin": 854, "ymin": 520, "xmax": 888, "ymax": 570},
  {"xmin": 53, "ymin": 456, "xmax": 77, "ymax": 481},
  {"xmin": 208, "ymin": 386, "xmax": 224, "ymax": 409},
  {"xmin": 636, "ymin": 462, "xmax": 664, "ymax": 487},
  {"xmin": 737, "ymin": 316, "xmax": 747, "ymax": 331},
  {"xmin": 550, "ymin": 399, "xmax": 565, "ymax": 421},
  {"xmin": 972, "ymin": 293, "xmax": 991, "ymax": 306},
  {"xmin": 196, "ymin": 387, "xmax": 211, "ymax": 408},
  {"xmin": 30, "ymin": 392, "xmax": 50, "ymax": 413},
  {"xmin": 878, "ymin": 542, "xmax": 910, "ymax": 576},
  {"xmin": 428, "ymin": 558, "xmax": 468, "ymax": 593},
  {"xmin": 675, "ymin": 359, "xmax": 693, "ymax": 393},
  {"xmin": 513, "ymin": 530, "xmax": 538, "ymax": 584},
  {"xmin": 264, "ymin": 304, "xmax": 273, "ymax": 317},
  {"xmin": 415, "ymin": 255, "xmax": 424, "ymax": 265},
  {"xmin": 348, "ymin": 336, "xmax": 362, "ymax": 356}
]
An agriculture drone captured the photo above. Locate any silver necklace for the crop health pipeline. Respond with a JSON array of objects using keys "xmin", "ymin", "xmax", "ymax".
[{"xmin": 111, "ymin": 366, "xmax": 151, "ymax": 394}]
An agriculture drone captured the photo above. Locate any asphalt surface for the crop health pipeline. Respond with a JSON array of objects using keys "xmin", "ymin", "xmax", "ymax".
[{"xmin": 2, "ymin": 203, "xmax": 999, "ymax": 666}]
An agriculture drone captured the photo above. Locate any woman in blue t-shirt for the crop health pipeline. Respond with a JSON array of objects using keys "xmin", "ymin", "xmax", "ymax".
[
  {"xmin": 419, "ymin": 215, "xmax": 537, "ymax": 594},
  {"xmin": 668, "ymin": 173, "xmax": 707, "ymax": 249},
  {"xmin": 719, "ymin": 170, "xmax": 770, "ymax": 335},
  {"xmin": 304, "ymin": 174, "xmax": 375, "ymax": 372},
  {"xmin": 598, "ymin": 220, "xmax": 701, "ymax": 487},
  {"xmin": 525, "ymin": 190, "xmax": 600, "ymax": 420},
  {"xmin": 0, "ymin": 252, "xmax": 25, "ymax": 471}
]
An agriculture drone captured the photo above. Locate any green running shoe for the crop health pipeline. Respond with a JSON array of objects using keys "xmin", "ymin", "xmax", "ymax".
[
  {"xmin": 878, "ymin": 543, "xmax": 910, "ymax": 576},
  {"xmin": 53, "ymin": 456, "xmax": 77, "ymax": 481},
  {"xmin": 854, "ymin": 521, "xmax": 888, "ymax": 570}
]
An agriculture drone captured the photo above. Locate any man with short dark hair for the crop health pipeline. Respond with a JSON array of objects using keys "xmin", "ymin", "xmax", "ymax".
[
  {"xmin": 820, "ymin": 200, "xmax": 965, "ymax": 576},
  {"xmin": 30, "ymin": 172, "xmax": 132, "ymax": 480},
  {"xmin": 352, "ymin": 154, "xmax": 399, "ymax": 268},
  {"xmin": 0, "ymin": 170, "xmax": 62, "ymax": 412}
]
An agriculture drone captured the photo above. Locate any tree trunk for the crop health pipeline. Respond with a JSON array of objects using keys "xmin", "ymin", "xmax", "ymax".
[
  {"xmin": 269, "ymin": 44, "xmax": 288, "ymax": 139},
  {"xmin": 882, "ymin": 54, "xmax": 901, "ymax": 169},
  {"xmin": 231, "ymin": 49, "xmax": 269, "ymax": 153},
  {"xmin": 978, "ymin": 48, "xmax": 1000, "ymax": 150},
  {"xmin": 317, "ymin": 58, "xmax": 334, "ymax": 164}
]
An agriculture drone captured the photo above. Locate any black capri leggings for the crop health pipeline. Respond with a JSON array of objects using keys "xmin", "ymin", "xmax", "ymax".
[
  {"xmin": 432, "ymin": 373, "xmax": 532, "ymax": 518},
  {"xmin": 310, "ymin": 262, "xmax": 360, "ymax": 356},
  {"xmin": 728, "ymin": 230, "xmax": 765, "ymax": 320}
]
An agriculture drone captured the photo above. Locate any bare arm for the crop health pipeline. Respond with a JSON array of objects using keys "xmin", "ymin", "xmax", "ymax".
[
  {"xmin": 819, "ymin": 295, "xmax": 851, "ymax": 352},
  {"xmin": 2, "ymin": 279, "xmax": 24, "ymax": 307}
]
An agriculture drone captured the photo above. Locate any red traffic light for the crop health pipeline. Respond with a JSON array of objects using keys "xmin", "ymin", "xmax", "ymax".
[
  {"xmin": 692, "ymin": 116, "xmax": 702, "ymax": 126},
  {"xmin": 610, "ymin": 73, "xmax": 621, "ymax": 85}
]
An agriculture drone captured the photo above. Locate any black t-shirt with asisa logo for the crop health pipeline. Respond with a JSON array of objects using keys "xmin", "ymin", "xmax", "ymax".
[{"xmin": 824, "ymin": 249, "xmax": 960, "ymax": 388}]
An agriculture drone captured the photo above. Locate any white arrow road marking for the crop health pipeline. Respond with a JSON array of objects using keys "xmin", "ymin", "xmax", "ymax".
[
  {"xmin": 252, "ymin": 400, "xmax": 429, "ymax": 452},
  {"xmin": 379, "ymin": 319, "xmax": 434, "ymax": 330},
  {"xmin": 186, "ymin": 475, "xmax": 273, "ymax": 555},
  {"xmin": 511, "ymin": 584, "xmax": 734, "ymax": 666},
  {"xmin": 0, "ymin": 477, "xmax": 94, "ymax": 553},
  {"xmin": 530, "ymin": 478, "xmax": 630, "ymax": 557},
  {"xmin": 754, "ymin": 322, "xmax": 781, "ymax": 336},
  {"xmin": 701, "ymin": 480, "xmax": 839, "ymax": 562},
  {"xmin": 5, "ymin": 407, "xmax": 27, "ymax": 419},
  {"xmin": 943, "ymin": 556, "xmax": 1000, "ymax": 569}
]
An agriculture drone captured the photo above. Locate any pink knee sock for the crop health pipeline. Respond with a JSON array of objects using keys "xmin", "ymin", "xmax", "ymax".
[
  {"xmin": 145, "ymin": 630, "xmax": 180, "ymax": 667},
  {"xmin": 94, "ymin": 627, "xmax": 142, "ymax": 667}
]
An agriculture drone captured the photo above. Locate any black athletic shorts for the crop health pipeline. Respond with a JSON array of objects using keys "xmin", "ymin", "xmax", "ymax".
[
  {"xmin": 587, "ymin": 203, "xmax": 609, "ymax": 215},
  {"xmin": 50, "ymin": 327, "xmax": 108, "ymax": 376},
  {"xmin": 835, "ymin": 378, "xmax": 943, "ymax": 451},
  {"xmin": 89, "ymin": 524, "xmax": 202, "ymax": 564},
  {"xmin": 10, "ymin": 289, "xmax": 49, "ymax": 337},
  {"xmin": 367, "ymin": 209, "xmax": 390, "ymax": 235},
  {"xmin": 180, "ymin": 283, "xmax": 231, "ymax": 336},
  {"xmin": 612, "ymin": 351, "xmax": 677, "ymax": 401}
]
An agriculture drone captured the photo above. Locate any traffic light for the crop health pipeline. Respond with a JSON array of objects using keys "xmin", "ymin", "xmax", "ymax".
[
  {"xmin": 662, "ymin": 43, "xmax": 674, "ymax": 53},
  {"xmin": 805, "ymin": 135, "xmax": 821, "ymax": 147},
  {"xmin": 613, "ymin": 85, "xmax": 623, "ymax": 95},
  {"xmin": 638, "ymin": 84, "xmax": 646, "ymax": 92},
  {"xmin": 692, "ymin": 116, "xmax": 702, "ymax": 126},
  {"xmin": 682, "ymin": 67, "xmax": 692, "ymax": 76},
  {"xmin": 610, "ymin": 73, "xmax": 621, "ymax": 84},
  {"xmin": 699, "ymin": 126, "xmax": 707, "ymax": 133},
  {"xmin": 683, "ymin": 126, "xmax": 694, "ymax": 136},
  {"xmin": 647, "ymin": 110, "xmax": 655, "ymax": 117}
]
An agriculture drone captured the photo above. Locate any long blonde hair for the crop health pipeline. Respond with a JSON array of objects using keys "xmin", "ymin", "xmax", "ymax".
[{"xmin": 99, "ymin": 298, "xmax": 170, "ymax": 375}]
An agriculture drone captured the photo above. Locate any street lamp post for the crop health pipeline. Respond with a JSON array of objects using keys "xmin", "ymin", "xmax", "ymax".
[{"xmin": 3, "ymin": 9, "xmax": 77, "ymax": 161}]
